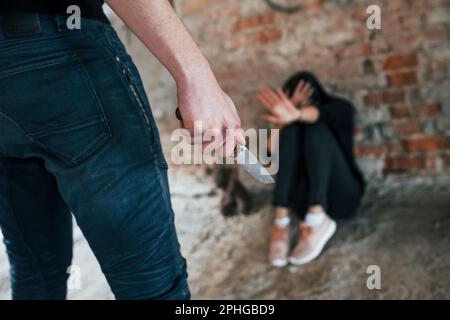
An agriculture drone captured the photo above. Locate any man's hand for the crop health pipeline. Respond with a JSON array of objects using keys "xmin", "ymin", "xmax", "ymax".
[
  {"xmin": 177, "ymin": 78, "xmax": 245, "ymax": 157},
  {"xmin": 106, "ymin": 0, "xmax": 244, "ymax": 157}
]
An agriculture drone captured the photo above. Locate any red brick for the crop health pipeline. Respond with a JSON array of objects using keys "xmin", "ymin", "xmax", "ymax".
[
  {"xmin": 403, "ymin": 136, "xmax": 448, "ymax": 153},
  {"xmin": 337, "ymin": 43, "xmax": 361, "ymax": 59},
  {"xmin": 209, "ymin": 4, "xmax": 240, "ymax": 19},
  {"xmin": 364, "ymin": 90, "xmax": 407, "ymax": 107},
  {"xmin": 355, "ymin": 144, "xmax": 386, "ymax": 157},
  {"xmin": 363, "ymin": 93, "xmax": 380, "ymax": 106},
  {"xmin": 229, "ymin": 35, "xmax": 245, "ymax": 48},
  {"xmin": 385, "ymin": 0, "xmax": 410, "ymax": 13},
  {"xmin": 334, "ymin": 16, "xmax": 345, "ymax": 28},
  {"xmin": 355, "ymin": 26, "xmax": 369, "ymax": 38},
  {"xmin": 387, "ymin": 71, "xmax": 418, "ymax": 87},
  {"xmin": 250, "ymin": 27, "xmax": 282, "ymax": 44},
  {"xmin": 233, "ymin": 12, "xmax": 276, "ymax": 31},
  {"xmin": 418, "ymin": 102, "xmax": 441, "ymax": 117},
  {"xmin": 388, "ymin": 34, "xmax": 419, "ymax": 51},
  {"xmin": 362, "ymin": 43, "xmax": 372, "ymax": 55},
  {"xmin": 385, "ymin": 155, "xmax": 437, "ymax": 171},
  {"xmin": 387, "ymin": 142, "xmax": 403, "ymax": 155},
  {"xmin": 304, "ymin": 1, "xmax": 321, "ymax": 10},
  {"xmin": 383, "ymin": 53, "xmax": 418, "ymax": 70},
  {"xmin": 381, "ymin": 90, "xmax": 406, "ymax": 104},
  {"xmin": 390, "ymin": 106, "xmax": 412, "ymax": 119},
  {"xmin": 443, "ymin": 154, "xmax": 450, "ymax": 168},
  {"xmin": 425, "ymin": 28, "xmax": 448, "ymax": 42},
  {"xmin": 385, "ymin": 156, "xmax": 426, "ymax": 171},
  {"xmin": 181, "ymin": 0, "xmax": 213, "ymax": 15},
  {"xmin": 351, "ymin": 8, "xmax": 367, "ymax": 21},
  {"xmin": 394, "ymin": 120, "xmax": 422, "ymax": 135}
]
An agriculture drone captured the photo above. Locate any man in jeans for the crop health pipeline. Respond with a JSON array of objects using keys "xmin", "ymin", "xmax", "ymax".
[{"xmin": 0, "ymin": 0, "xmax": 244, "ymax": 299}]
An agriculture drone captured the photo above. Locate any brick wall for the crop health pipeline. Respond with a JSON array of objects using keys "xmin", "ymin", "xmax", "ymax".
[{"xmin": 113, "ymin": 0, "xmax": 450, "ymax": 178}]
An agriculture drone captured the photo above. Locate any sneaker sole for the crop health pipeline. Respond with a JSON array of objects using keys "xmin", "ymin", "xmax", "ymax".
[
  {"xmin": 271, "ymin": 258, "xmax": 288, "ymax": 267},
  {"xmin": 288, "ymin": 220, "xmax": 337, "ymax": 266}
]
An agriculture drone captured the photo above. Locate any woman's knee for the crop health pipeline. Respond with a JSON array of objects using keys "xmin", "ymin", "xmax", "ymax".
[
  {"xmin": 304, "ymin": 121, "xmax": 328, "ymax": 136},
  {"xmin": 279, "ymin": 123, "xmax": 303, "ymax": 152},
  {"xmin": 280, "ymin": 123, "xmax": 302, "ymax": 140},
  {"xmin": 304, "ymin": 122, "xmax": 332, "ymax": 148}
]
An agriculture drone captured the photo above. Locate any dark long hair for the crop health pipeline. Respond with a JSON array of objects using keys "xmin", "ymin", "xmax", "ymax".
[{"xmin": 282, "ymin": 71, "xmax": 333, "ymax": 106}]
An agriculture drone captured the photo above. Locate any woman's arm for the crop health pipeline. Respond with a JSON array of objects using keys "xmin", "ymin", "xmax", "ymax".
[
  {"xmin": 257, "ymin": 88, "xmax": 319, "ymax": 125},
  {"xmin": 297, "ymin": 106, "xmax": 320, "ymax": 123},
  {"xmin": 257, "ymin": 87, "xmax": 354, "ymax": 128}
]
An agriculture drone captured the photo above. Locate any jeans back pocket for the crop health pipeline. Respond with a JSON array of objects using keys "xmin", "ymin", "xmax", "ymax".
[{"xmin": 0, "ymin": 52, "xmax": 112, "ymax": 166}]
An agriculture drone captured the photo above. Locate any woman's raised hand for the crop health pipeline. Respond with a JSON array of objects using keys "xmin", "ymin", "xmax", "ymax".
[
  {"xmin": 291, "ymin": 81, "xmax": 314, "ymax": 107},
  {"xmin": 257, "ymin": 88, "xmax": 301, "ymax": 126}
]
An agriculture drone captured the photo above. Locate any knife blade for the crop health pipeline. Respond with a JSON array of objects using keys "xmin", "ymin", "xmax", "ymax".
[{"xmin": 235, "ymin": 145, "xmax": 275, "ymax": 184}]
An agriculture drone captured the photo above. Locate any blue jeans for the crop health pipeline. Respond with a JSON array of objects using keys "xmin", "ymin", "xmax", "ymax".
[{"xmin": 0, "ymin": 15, "xmax": 189, "ymax": 300}]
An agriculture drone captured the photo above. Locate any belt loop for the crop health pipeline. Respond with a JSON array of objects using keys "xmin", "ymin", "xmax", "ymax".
[{"xmin": 54, "ymin": 15, "xmax": 68, "ymax": 32}]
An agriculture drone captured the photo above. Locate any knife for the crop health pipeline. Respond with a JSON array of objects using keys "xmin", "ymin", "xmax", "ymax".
[
  {"xmin": 176, "ymin": 108, "xmax": 275, "ymax": 184},
  {"xmin": 235, "ymin": 144, "xmax": 275, "ymax": 184}
]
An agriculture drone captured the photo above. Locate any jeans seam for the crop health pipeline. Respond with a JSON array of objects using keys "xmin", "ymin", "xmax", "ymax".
[
  {"xmin": 108, "ymin": 55, "xmax": 156, "ymax": 158},
  {"xmin": 76, "ymin": 55, "xmax": 113, "ymax": 137},
  {"xmin": 0, "ymin": 32, "xmax": 85, "ymax": 52},
  {"xmin": 5, "ymin": 161, "xmax": 50, "ymax": 297},
  {"xmin": 0, "ymin": 112, "xmax": 36, "ymax": 146},
  {"xmin": 156, "ymin": 167, "xmax": 174, "ymax": 215},
  {"xmin": 26, "ymin": 116, "xmax": 106, "ymax": 138},
  {"xmin": 155, "ymin": 167, "xmax": 189, "ymax": 299},
  {"xmin": 0, "ymin": 54, "xmax": 70, "ymax": 80},
  {"xmin": 123, "ymin": 66, "xmax": 155, "ymax": 146}
]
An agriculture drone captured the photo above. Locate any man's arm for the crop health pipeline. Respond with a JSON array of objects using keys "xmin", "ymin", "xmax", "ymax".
[{"xmin": 105, "ymin": 0, "xmax": 245, "ymax": 156}]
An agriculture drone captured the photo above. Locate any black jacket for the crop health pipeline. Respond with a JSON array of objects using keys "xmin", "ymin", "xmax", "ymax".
[
  {"xmin": 317, "ymin": 98, "xmax": 366, "ymax": 195},
  {"xmin": 283, "ymin": 71, "xmax": 366, "ymax": 195}
]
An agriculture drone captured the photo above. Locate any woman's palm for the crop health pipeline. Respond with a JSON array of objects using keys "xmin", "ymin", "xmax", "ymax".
[{"xmin": 257, "ymin": 88, "xmax": 300, "ymax": 125}]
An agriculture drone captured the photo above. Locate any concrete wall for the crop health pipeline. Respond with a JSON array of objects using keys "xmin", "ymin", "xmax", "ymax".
[{"xmin": 111, "ymin": 0, "xmax": 450, "ymax": 178}]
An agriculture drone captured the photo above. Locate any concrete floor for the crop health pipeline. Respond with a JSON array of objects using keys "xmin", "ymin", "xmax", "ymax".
[{"xmin": 1, "ymin": 168, "xmax": 449, "ymax": 299}]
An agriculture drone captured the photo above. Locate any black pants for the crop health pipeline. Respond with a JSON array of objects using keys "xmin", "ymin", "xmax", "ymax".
[{"xmin": 273, "ymin": 122, "xmax": 363, "ymax": 220}]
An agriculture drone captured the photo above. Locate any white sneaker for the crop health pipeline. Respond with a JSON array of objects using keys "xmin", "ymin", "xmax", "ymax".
[
  {"xmin": 269, "ymin": 223, "xmax": 290, "ymax": 267},
  {"xmin": 289, "ymin": 215, "xmax": 336, "ymax": 265}
]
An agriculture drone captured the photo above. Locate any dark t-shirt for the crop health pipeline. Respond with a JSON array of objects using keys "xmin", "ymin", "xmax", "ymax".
[{"xmin": 0, "ymin": 0, "xmax": 109, "ymax": 24}]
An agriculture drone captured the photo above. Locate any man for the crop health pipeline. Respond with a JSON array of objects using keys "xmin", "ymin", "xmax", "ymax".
[{"xmin": 0, "ymin": 0, "xmax": 244, "ymax": 299}]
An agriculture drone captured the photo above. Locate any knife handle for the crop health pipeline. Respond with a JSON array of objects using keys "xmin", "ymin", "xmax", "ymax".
[{"xmin": 175, "ymin": 107, "xmax": 182, "ymax": 121}]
